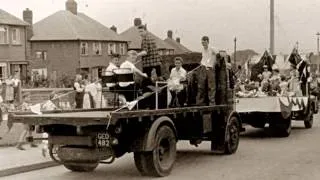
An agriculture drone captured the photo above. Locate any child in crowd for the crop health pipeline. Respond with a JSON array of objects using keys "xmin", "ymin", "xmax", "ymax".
[
  {"xmin": 16, "ymin": 93, "xmax": 38, "ymax": 150},
  {"xmin": 288, "ymin": 69, "xmax": 302, "ymax": 97},
  {"xmin": 279, "ymin": 75, "xmax": 289, "ymax": 96}
]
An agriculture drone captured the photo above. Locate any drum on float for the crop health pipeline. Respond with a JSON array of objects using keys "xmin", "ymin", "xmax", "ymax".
[
  {"xmin": 113, "ymin": 68, "xmax": 134, "ymax": 87},
  {"xmin": 102, "ymin": 71, "xmax": 116, "ymax": 88}
]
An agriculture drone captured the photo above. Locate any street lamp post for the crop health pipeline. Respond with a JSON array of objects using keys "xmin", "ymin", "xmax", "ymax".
[
  {"xmin": 316, "ymin": 32, "xmax": 320, "ymax": 55},
  {"xmin": 234, "ymin": 37, "xmax": 237, "ymax": 67},
  {"xmin": 233, "ymin": 37, "xmax": 237, "ymax": 109}
]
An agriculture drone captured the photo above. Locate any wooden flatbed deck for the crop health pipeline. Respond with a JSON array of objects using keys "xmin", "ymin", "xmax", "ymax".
[{"xmin": 9, "ymin": 105, "xmax": 233, "ymax": 126}]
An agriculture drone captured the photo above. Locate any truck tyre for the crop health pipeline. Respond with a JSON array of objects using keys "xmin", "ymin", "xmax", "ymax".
[
  {"xmin": 224, "ymin": 116, "xmax": 240, "ymax": 154},
  {"xmin": 270, "ymin": 114, "xmax": 291, "ymax": 137},
  {"xmin": 63, "ymin": 162, "xmax": 99, "ymax": 172},
  {"xmin": 304, "ymin": 106, "xmax": 314, "ymax": 129},
  {"xmin": 133, "ymin": 152, "xmax": 148, "ymax": 175},
  {"xmin": 134, "ymin": 125, "xmax": 176, "ymax": 177}
]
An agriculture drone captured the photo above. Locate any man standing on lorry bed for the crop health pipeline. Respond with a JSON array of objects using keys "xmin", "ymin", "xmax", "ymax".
[
  {"xmin": 196, "ymin": 36, "xmax": 219, "ymax": 106},
  {"xmin": 137, "ymin": 25, "xmax": 162, "ymax": 78}
]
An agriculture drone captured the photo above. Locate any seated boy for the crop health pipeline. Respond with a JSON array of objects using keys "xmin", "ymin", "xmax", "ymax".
[{"xmin": 168, "ymin": 57, "xmax": 187, "ymax": 107}]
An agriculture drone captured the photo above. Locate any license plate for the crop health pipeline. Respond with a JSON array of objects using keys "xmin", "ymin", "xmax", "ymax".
[{"xmin": 96, "ymin": 133, "xmax": 110, "ymax": 147}]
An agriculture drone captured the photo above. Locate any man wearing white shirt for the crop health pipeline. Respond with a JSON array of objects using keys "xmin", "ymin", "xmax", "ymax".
[
  {"xmin": 118, "ymin": 50, "xmax": 148, "ymax": 101},
  {"xmin": 105, "ymin": 54, "xmax": 120, "ymax": 73},
  {"xmin": 13, "ymin": 73, "xmax": 21, "ymax": 103},
  {"xmin": 105, "ymin": 54, "xmax": 120, "ymax": 88},
  {"xmin": 197, "ymin": 36, "xmax": 218, "ymax": 106},
  {"xmin": 120, "ymin": 50, "xmax": 148, "ymax": 81}
]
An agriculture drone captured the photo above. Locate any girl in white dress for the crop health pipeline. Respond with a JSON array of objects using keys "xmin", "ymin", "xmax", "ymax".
[
  {"xmin": 82, "ymin": 79, "xmax": 92, "ymax": 109},
  {"xmin": 83, "ymin": 77, "xmax": 97, "ymax": 109},
  {"xmin": 94, "ymin": 79, "xmax": 106, "ymax": 108}
]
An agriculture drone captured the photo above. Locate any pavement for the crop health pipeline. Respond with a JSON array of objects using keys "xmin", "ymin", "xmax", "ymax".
[{"xmin": 0, "ymin": 146, "xmax": 58, "ymax": 177}]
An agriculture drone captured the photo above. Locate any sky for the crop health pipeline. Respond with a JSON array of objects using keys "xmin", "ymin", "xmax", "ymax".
[{"xmin": 2, "ymin": 0, "xmax": 320, "ymax": 55}]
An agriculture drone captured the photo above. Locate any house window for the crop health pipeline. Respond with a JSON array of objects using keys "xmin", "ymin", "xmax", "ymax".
[
  {"xmin": 35, "ymin": 51, "xmax": 47, "ymax": 60},
  {"xmin": 12, "ymin": 28, "xmax": 21, "ymax": 44},
  {"xmin": 0, "ymin": 26, "xmax": 8, "ymax": 44},
  {"xmin": 108, "ymin": 43, "xmax": 116, "ymax": 55},
  {"xmin": 80, "ymin": 42, "xmax": 88, "ymax": 55},
  {"xmin": 93, "ymin": 42, "xmax": 102, "ymax": 55},
  {"xmin": 43, "ymin": 51, "xmax": 47, "ymax": 60},
  {"xmin": 120, "ymin": 43, "xmax": 126, "ymax": 55}
]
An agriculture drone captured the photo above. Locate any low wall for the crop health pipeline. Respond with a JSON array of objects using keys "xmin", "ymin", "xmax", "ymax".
[{"xmin": 0, "ymin": 88, "xmax": 72, "ymax": 146}]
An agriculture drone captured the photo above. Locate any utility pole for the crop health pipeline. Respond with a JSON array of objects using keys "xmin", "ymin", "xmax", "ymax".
[
  {"xmin": 270, "ymin": 0, "xmax": 275, "ymax": 55},
  {"xmin": 317, "ymin": 32, "xmax": 320, "ymax": 55},
  {"xmin": 234, "ymin": 37, "xmax": 237, "ymax": 67},
  {"xmin": 233, "ymin": 37, "xmax": 237, "ymax": 109}
]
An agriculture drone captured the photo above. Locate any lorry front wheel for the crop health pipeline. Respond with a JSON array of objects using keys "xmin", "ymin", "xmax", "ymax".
[
  {"xmin": 63, "ymin": 162, "xmax": 99, "ymax": 172},
  {"xmin": 134, "ymin": 125, "xmax": 176, "ymax": 177}
]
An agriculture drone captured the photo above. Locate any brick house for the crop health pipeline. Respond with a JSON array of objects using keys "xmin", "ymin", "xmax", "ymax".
[
  {"xmin": 27, "ymin": 0, "xmax": 128, "ymax": 87},
  {"xmin": 120, "ymin": 18, "xmax": 175, "ymax": 55},
  {"xmin": 164, "ymin": 30, "xmax": 192, "ymax": 54},
  {"xmin": 0, "ymin": 9, "xmax": 29, "ymax": 82}
]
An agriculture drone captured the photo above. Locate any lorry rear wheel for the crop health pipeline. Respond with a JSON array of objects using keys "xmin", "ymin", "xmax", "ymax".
[
  {"xmin": 134, "ymin": 125, "xmax": 176, "ymax": 177},
  {"xmin": 304, "ymin": 107, "xmax": 314, "ymax": 129},
  {"xmin": 63, "ymin": 162, "xmax": 99, "ymax": 172},
  {"xmin": 224, "ymin": 116, "xmax": 240, "ymax": 154}
]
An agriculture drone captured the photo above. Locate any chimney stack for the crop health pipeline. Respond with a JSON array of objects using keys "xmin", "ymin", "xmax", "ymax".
[
  {"xmin": 176, "ymin": 37, "xmax": 180, "ymax": 44},
  {"xmin": 66, "ymin": 0, "xmax": 77, "ymax": 15},
  {"xmin": 23, "ymin": 8, "xmax": 33, "ymax": 25},
  {"xmin": 23, "ymin": 8, "xmax": 33, "ymax": 60},
  {"xmin": 23, "ymin": 8, "xmax": 33, "ymax": 40},
  {"xmin": 110, "ymin": 25, "xmax": 117, "ymax": 33},
  {"xmin": 134, "ymin": 18, "xmax": 142, "ymax": 26},
  {"xmin": 167, "ymin": 30, "xmax": 173, "ymax": 39}
]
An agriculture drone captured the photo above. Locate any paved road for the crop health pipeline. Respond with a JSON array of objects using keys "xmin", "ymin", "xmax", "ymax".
[{"xmin": 4, "ymin": 114, "xmax": 320, "ymax": 180}]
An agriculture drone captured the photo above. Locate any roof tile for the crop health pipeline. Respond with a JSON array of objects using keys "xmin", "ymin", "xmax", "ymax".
[
  {"xmin": 0, "ymin": 9, "xmax": 29, "ymax": 26},
  {"xmin": 120, "ymin": 26, "xmax": 174, "ymax": 50},
  {"xmin": 31, "ymin": 10, "xmax": 126, "ymax": 41}
]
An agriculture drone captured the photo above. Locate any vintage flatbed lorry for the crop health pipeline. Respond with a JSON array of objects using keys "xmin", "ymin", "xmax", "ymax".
[
  {"xmin": 8, "ymin": 53, "xmax": 242, "ymax": 177},
  {"xmin": 237, "ymin": 95, "xmax": 317, "ymax": 137},
  {"xmin": 236, "ymin": 49, "xmax": 318, "ymax": 137}
]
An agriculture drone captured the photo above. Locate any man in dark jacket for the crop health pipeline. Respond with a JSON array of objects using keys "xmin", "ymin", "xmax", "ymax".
[{"xmin": 138, "ymin": 25, "xmax": 162, "ymax": 77}]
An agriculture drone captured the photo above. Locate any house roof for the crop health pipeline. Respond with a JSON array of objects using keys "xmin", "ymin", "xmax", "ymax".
[
  {"xmin": 0, "ymin": 9, "xmax": 29, "ymax": 26},
  {"xmin": 31, "ymin": 10, "xmax": 126, "ymax": 41},
  {"xmin": 164, "ymin": 38, "xmax": 191, "ymax": 54},
  {"xmin": 120, "ymin": 26, "xmax": 174, "ymax": 50}
]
